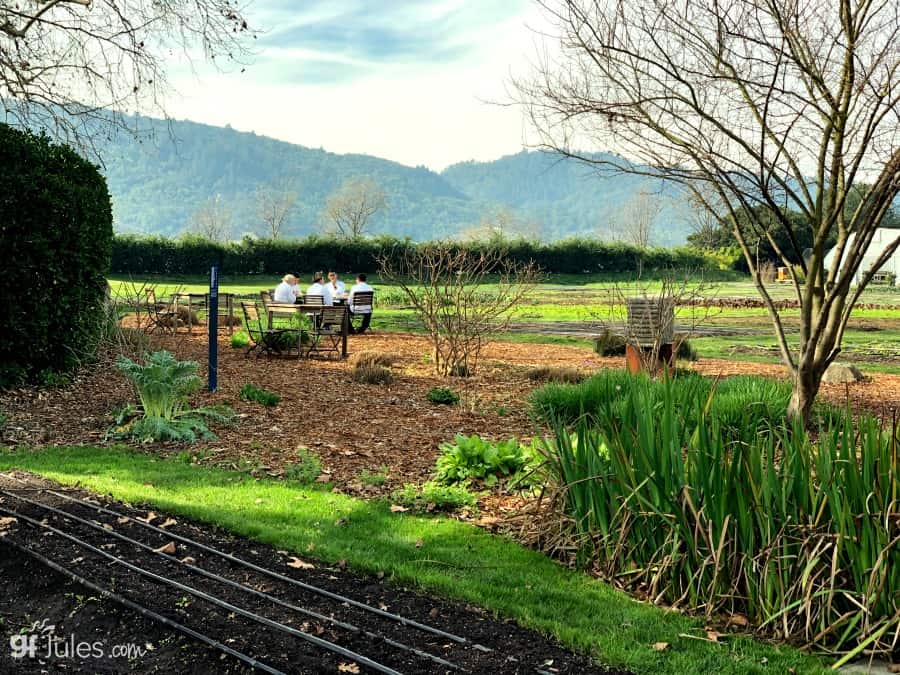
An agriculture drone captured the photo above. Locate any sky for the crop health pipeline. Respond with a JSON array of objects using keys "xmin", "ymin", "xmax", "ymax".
[{"xmin": 165, "ymin": 0, "xmax": 548, "ymax": 171}]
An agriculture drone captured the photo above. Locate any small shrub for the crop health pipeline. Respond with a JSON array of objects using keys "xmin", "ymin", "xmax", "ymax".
[
  {"xmin": 359, "ymin": 466, "xmax": 388, "ymax": 487},
  {"xmin": 675, "ymin": 338, "xmax": 698, "ymax": 361},
  {"xmin": 435, "ymin": 434, "xmax": 539, "ymax": 488},
  {"xmin": 449, "ymin": 363, "xmax": 473, "ymax": 378},
  {"xmin": 239, "ymin": 383, "xmax": 281, "ymax": 407},
  {"xmin": 592, "ymin": 329, "xmax": 627, "ymax": 357},
  {"xmin": 426, "ymin": 387, "xmax": 459, "ymax": 405},
  {"xmin": 392, "ymin": 481, "xmax": 477, "ymax": 513},
  {"xmin": 231, "ymin": 332, "xmax": 250, "ymax": 349},
  {"xmin": 284, "ymin": 448, "xmax": 323, "ymax": 485},
  {"xmin": 351, "ymin": 365, "xmax": 393, "ymax": 385},
  {"xmin": 349, "ymin": 351, "xmax": 399, "ymax": 368},
  {"xmin": 112, "ymin": 350, "xmax": 233, "ymax": 443},
  {"xmin": 525, "ymin": 366, "xmax": 586, "ymax": 384}
]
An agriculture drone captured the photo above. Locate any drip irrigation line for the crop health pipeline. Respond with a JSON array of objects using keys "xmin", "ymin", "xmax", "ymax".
[
  {"xmin": 0, "ymin": 503, "xmax": 403, "ymax": 675},
  {"xmin": 0, "ymin": 537, "xmax": 286, "ymax": 675},
  {"xmin": 0, "ymin": 489, "xmax": 463, "ymax": 673},
  {"xmin": 39, "ymin": 484, "xmax": 489, "ymax": 651}
]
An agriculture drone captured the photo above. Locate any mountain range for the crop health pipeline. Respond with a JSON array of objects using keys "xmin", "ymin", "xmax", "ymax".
[{"xmin": 95, "ymin": 115, "xmax": 693, "ymax": 244}]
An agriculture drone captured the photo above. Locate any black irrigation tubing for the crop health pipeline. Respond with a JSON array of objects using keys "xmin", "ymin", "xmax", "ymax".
[
  {"xmin": 0, "ymin": 488, "xmax": 464, "ymax": 673},
  {"xmin": 0, "ymin": 537, "xmax": 287, "ymax": 675},
  {"xmin": 40, "ymin": 484, "xmax": 490, "ymax": 651},
  {"xmin": 0, "ymin": 504, "xmax": 404, "ymax": 675}
]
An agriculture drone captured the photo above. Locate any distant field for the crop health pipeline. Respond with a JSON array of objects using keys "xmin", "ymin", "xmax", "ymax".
[{"xmin": 111, "ymin": 273, "xmax": 900, "ymax": 372}]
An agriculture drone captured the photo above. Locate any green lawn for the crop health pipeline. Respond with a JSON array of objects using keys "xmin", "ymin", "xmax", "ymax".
[
  {"xmin": 114, "ymin": 272, "xmax": 900, "ymax": 373},
  {"xmin": 0, "ymin": 445, "xmax": 827, "ymax": 675}
]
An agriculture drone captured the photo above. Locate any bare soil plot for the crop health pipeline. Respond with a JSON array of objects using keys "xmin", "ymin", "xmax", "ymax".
[{"xmin": 0, "ymin": 472, "xmax": 620, "ymax": 674}]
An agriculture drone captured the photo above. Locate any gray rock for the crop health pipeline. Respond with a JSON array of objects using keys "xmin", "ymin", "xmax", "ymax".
[{"xmin": 822, "ymin": 362, "xmax": 865, "ymax": 384}]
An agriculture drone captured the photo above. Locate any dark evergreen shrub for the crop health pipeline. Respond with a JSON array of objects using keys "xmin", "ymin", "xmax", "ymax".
[{"xmin": 0, "ymin": 124, "xmax": 113, "ymax": 385}]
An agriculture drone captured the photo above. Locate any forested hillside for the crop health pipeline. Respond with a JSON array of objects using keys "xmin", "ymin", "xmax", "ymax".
[{"xmin": 97, "ymin": 115, "xmax": 693, "ymax": 243}]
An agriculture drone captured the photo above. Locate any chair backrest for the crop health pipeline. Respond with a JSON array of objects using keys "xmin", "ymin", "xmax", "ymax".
[
  {"xmin": 240, "ymin": 302, "xmax": 264, "ymax": 337},
  {"xmin": 303, "ymin": 294, "xmax": 325, "ymax": 306},
  {"xmin": 319, "ymin": 307, "xmax": 346, "ymax": 329},
  {"xmin": 349, "ymin": 291, "xmax": 374, "ymax": 312},
  {"xmin": 260, "ymin": 290, "xmax": 273, "ymax": 307},
  {"xmin": 145, "ymin": 288, "xmax": 158, "ymax": 305}
]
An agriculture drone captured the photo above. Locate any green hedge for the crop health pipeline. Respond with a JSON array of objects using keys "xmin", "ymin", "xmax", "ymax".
[
  {"xmin": 111, "ymin": 234, "xmax": 719, "ymax": 276},
  {"xmin": 0, "ymin": 124, "xmax": 113, "ymax": 385}
]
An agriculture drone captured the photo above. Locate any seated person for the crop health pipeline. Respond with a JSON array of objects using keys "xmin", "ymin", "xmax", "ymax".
[
  {"xmin": 327, "ymin": 271, "xmax": 346, "ymax": 299},
  {"xmin": 348, "ymin": 273, "xmax": 374, "ymax": 334},
  {"xmin": 273, "ymin": 274, "xmax": 301, "ymax": 304},
  {"xmin": 305, "ymin": 272, "xmax": 334, "ymax": 306}
]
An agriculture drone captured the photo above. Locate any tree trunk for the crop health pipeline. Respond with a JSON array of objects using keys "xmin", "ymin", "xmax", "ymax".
[{"xmin": 786, "ymin": 365, "xmax": 823, "ymax": 426}]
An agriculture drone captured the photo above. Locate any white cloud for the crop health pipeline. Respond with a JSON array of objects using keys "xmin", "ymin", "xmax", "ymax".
[{"xmin": 162, "ymin": 0, "xmax": 549, "ymax": 170}]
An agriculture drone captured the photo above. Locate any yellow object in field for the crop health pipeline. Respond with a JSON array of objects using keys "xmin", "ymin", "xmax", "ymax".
[{"xmin": 776, "ymin": 266, "xmax": 790, "ymax": 282}]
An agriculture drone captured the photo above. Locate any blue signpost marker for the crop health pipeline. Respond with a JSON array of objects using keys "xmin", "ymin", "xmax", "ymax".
[{"xmin": 208, "ymin": 265, "xmax": 219, "ymax": 392}]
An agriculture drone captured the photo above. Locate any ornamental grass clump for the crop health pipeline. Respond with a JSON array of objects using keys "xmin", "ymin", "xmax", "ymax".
[
  {"xmin": 114, "ymin": 350, "xmax": 232, "ymax": 443},
  {"xmin": 537, "ymin": 375, "xmax": 900, "ymax": 659}
]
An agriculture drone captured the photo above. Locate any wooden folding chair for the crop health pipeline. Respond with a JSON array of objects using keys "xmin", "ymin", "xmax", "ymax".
[
  {"xmin": 306, "ymin": 306, "xmax": 346, "ymax": 358},
  {"xmin": 240, "ymin": 302, "xmax": 297, "ymax": 358},
  {"xmin": 348, "ymin": 291, "xmax": 374, "ymax": 334},
  {"xmin": 144, "ymin": 289, "xmax": 177, "ymax": 334}
]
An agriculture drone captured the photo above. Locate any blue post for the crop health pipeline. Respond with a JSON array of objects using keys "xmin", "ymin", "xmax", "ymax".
[{"xmin": 208, "ymin": 265, "xmax": 219, "ymax": 392}]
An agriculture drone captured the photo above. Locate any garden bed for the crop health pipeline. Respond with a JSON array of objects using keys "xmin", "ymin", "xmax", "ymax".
[
  {"xmin": 0, "ymin": 471, "xmax": 618, "ymax": 674},
  {"xmin": 1, "ymin": 332, "xmax": 899, "ymax": 503}
]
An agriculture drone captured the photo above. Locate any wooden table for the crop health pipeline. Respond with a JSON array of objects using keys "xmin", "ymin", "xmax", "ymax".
[
  {"xmin": 266, "ymin": 303, "xmax": 349, "ymax": 358},
  {"xmin": 171, "ymin": 292, "xmax": 237, "ymax": 334},
  {"xmin": 171, "ymin": 293, "xmax": 208, "ymax": 334}
]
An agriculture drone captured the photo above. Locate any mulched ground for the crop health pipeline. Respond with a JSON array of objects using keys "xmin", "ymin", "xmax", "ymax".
[
  {"xmin": 0, "ymin": 472, "xmax": 625, "ymax": 675},
  {"xmin": 1, "ymin": 329, "xmax": 898, "ymax": 555},
  {"xmin": 1, "ymin": 331, "xmax": 899, "ymax": 500}
]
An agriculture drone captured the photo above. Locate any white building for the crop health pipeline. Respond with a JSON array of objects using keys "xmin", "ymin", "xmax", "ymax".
[{"xmin": 823, "ymin": 228, "xmax": 900, "ymax": 286}]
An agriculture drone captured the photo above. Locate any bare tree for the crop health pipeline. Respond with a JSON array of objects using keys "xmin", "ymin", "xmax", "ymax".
[
  {"xmin": 517, "ymin": 0, "xmax": 900, "ymax": 423},
  {"xmin": 613, "ymin": 187, "xmax": 662, "ymax": 277},
  {"xmin": 683, "ymin": 186, "xmax": 724, "ymax": 250},
  {"xmin": 459, "ymin": 207, "xmax": 545, "ymax": 242},
  {"xmin": 0, "ymin": 1, "xmax": 252, "ymax": 150},
  {"xmin": 323, "ymin": 177, "xmax": 387, "ymax": 239},
  {"xmin": 255, "ymin": 180, "xmax": 298, "ymax": 239},
  {"xmin": 378, "ymin": 244, "xmax": 541, "ymax": 376},
  {"xmin": 189, "ymin": 194, "xmax": 232, "ymax": 242}
]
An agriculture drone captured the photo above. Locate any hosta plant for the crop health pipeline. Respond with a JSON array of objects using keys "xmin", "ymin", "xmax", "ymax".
[{"xmin": 435, "ymin": 434, "xmax": 539, "ymax": 488}]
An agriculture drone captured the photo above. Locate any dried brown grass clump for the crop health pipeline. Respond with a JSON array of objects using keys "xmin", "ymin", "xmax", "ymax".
[
  {"xmin": 351, "ymin": 364, "xmax": 394, "ymax": 385},
  {"xmin": 525, "ymin": 366, "xmax": 586, "ymax": 384},
  {"xmin": 349, "ymin": 350, "xmax": 400, "ymax": 369}
]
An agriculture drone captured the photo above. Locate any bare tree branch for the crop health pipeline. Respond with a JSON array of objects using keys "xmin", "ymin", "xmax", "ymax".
[{"xmin": 516, "ymin": 0, "xmax": 900, "ymax": 422}]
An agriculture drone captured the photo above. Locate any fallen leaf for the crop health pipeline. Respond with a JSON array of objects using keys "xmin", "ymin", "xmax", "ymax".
[
  {"xmin": 138, "ymin": 511, "xmax": 158, "ymax": 524},
  {"xmin": 390, "ymin": 505, "xmax": 408, "ymax": 513},
  {"xmin": 336, "ymin": 559, "xmax": 347, "ymax": 570},
  {"xmin": 159, "ymin": 518, "xmax": 177, "ymax": 529},
  {"xmin": 116, "ymin": 516, "xmax": 130, "ymax": 524},
  {"xmin": 154, "ymin": 542, "xmax": 177, "ymax": 555},
  {"xmin": 338, "ymin": 663, "xmax": 360, "ymax": 674},
  {"xmin": 0, "ymin": 517, "xmax": 17, "ymax": 529},
  {"xmin": 181, "ymin": 557, "xmax": 196, "ymax": 565},
  {"xmin": 429, "ymin": 608, "xmax": 439, "ymax": 619},
  {"xmin": 705, "ymin": 630, "xmax": 723, "ymax": 642},
  {"xmin": 725, "ymin": 613, "xmax": 749, "ymax": 628},
  {"xmin": 651, "ymin": 642, "xmax": 669, "ymax": 651},
  {"xmin": 887, "ymin": 665, "xmax": 900, "ymax": 674},
  {"xmin": 287, "ymin": 557, "xmax": 314, "ymax": 570}
]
